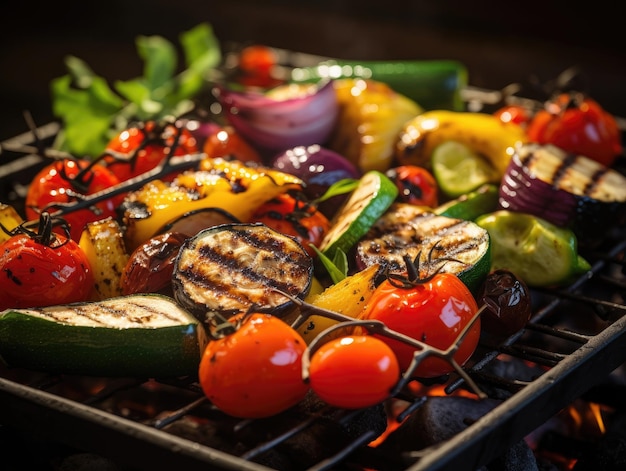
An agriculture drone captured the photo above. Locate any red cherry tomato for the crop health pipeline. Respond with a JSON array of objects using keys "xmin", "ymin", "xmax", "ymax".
[
  {"xmin": 493, "ymin": 104, "xmax": 533, "ymax": 128},
  {"xmin": 25, "ymin": 158, "xmax": 122, "ymax": 242},
  {"xmin": 0, "ymin": 213, "xmax": 94, "ymax": 310},
  {"xmin": 105, "ymin": 121, "xmax": 199, "ymax": 181},
  {"xmin": 250, "ymin": 193, "xmax": 331, "ymax": 257},
  {"xmin": 202, "ymin": 125, "xmax": 263, "ymax": 164},
  {"xmin": 385, "ymin": 165, "xmax": 439, "ymax": 207},
  {"xmin": 308, "ymin": 335, "xmax": 400, "ymax": 409},
  {"xmin": 526, "ymin": 92, "xmax": 623, "ymax": 167},
  {"xmin": 237, "ymin": 45, "xmax": 282, "ymax": 89},
  {"xmin": 198, "ymin": 312, "xmax": 310, "ymax": 419},
  {"xmin": 357, "ymin": 272, "xmax": 480, "ymax": 378}
]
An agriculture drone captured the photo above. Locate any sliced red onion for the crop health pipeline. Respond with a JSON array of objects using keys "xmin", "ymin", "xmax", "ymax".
[
  {"xmin": 213, "ymin": 79, "xmax": 339, "ymax": 154},
  {"xmin": 499, "ymin": 143, "xmax": 626, "ymax": 245}
]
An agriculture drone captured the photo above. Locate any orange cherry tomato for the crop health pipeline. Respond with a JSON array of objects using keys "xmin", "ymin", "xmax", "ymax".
[
  {"xmin": 526, "ymin": 92, "xmax": 623, "ymax": 167},
  {"xmin": 25, "ymin": 158, "xmax": 122, "ymax": 242},
  {"xmin": 385, "ymin": 165, "xmax": 439, "ymax": 208},
  {"xmin": 250, "ymin": 193, "xmax": 331, "ymax": 257},
  {"xmin": 357, "ymin": 272, "xmax": 480, "ymax": 378},
  {"xmin": 202, "ymin": 125, "xmax": 263, "ymax": 164},
  {"xmin": 237, "ymin": 44, "xmax": 282, "ymax": 89},
  {"xmin": 0, "ymin": 213, "xmax": 94, "ymax": 310},
  {"xmin": 493, "ymin": 104, "xmax": 533, "ymax": 128},
  {"xmin": 105, "ymin": 121, "xmax": 198, "ymax": 181},
  {"xmin": 308, "ymin": 335, "xmax": 400, "ymax": 409},
  {"xmin": 198, "ymin": 312, "xmax": 310, "ymax": 419}
]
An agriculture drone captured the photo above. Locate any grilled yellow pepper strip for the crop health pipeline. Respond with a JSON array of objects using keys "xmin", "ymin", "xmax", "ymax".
[
  {"xmin": 0, "ymin": 204, "xmax": 24, "ymax": 244},
  {"xmin": 395, "ymin": 110, "xmax": 528, "ymax": 178},
  {"xmin": 123, "ymin": 158, "xmax": 303, "ymax": 250}
]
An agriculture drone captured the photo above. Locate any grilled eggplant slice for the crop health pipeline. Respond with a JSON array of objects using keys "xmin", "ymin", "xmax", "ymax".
[
  {"xmin": 356, "ymin": 203, "xmax": 491, "ymax": 293},
  {"xmin": 499, "ymin": 143, "xmax": 626, "ymax": 247},
  {"xmin": 0, "ymin": 294, "xmax": 207, "ymax": 377},
  {"xmin": 172, "ymin": 223, "xmax": 314, "ymax": 320}
]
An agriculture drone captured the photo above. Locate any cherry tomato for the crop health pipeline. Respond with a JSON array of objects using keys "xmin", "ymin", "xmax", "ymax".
[
  {"xmin": 250, "ymin": 193, "xmax": 331, "ymax": 257},
  {"xmin": 202, "ymin": 125, "xmax": 263, "ymax": 164},
  {"xmin": 237, "ymin": 44, "xmax": 282, "ymax": 89},
  {"xmin": 105, "ymin": 121, "xmax": 199, "ymax": 181},
  {"xmin": 526, "ymin": 92, "xmax": 623, "ymax": 167},
  {"xmin": 308, "ymin": 335, "xmax": 400, "ymax": 409},
  {"xmin": 385, "ymin": 165, "xmax": 439, "ymax": 207},
  {"xmin": 493, "ymin": 104, "xmax": 533, "ymax": 128},
  {"xmin": 0, "ymin": 213, "xmax": 94, "ymax": 310},
  {"xmin": 25, "ymin": 158, "xmax": 122, "ymax": 242},
  {"xmin": 198, "ymin": 312, "xmax": 310, "ymax": 419},
  {"xmin": 357, "ymin": 272, "xmax": 480, "ymax": 378}
]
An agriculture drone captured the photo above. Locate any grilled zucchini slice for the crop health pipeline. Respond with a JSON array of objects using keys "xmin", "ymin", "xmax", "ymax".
[
  {"xmin": 356, "ymin": 203, "xmax": 491, "ymax": 293},
  {"xmin": 0, "ymin": 294, "xmax": 207, "ymax": 377},
  {"xmin": 172, "ymin": 223, "xmax": 314, "ymax": 320}
]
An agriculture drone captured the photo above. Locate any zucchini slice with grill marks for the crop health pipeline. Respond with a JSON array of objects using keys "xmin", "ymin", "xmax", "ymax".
[
  {"xmin": 172, "ymin": 223, "xmax": 314, "ymax": 320},
  {"xmin": 0, "ymin": 294, "xmax": 207, "ymax": 377},
  {"xmin": 356, "ymin": 203, "xmax": 491, "ymax": 293}
]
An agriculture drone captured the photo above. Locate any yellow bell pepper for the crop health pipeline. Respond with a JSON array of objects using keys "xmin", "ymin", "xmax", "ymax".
[
  {"xmin": 123, "ymin": 158, "xmax": 303, "ymax": 250},
  {"xmin": 395, "ymin": 110, "xmax": 528, "ymax": 178},
  {"xmin": 0, "ymin": 203, "xmax": 24, "ymax": 244}
]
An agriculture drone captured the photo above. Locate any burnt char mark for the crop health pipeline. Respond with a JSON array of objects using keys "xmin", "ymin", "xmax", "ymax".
[{"xmin": 177, "ymin": 265, "xmax": 253, "ymax": 306}]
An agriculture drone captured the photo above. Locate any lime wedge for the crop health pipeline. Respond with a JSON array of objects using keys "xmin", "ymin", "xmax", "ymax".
[{"xmin": 432, "ymin": 140, "xmax": 500, "ymax": 198}]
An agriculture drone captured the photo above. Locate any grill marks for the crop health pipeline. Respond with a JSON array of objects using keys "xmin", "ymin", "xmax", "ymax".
[
  {"xmin": 173, "ymin": 223, "xmax": 313, "ymax": 314},
  {"xmin": 520, "ymin": 144, "xmax": 626, "ymax": 202},
  {"xmin": 357, "ymin": 204, "xmax": 489, "ymax": 274}
]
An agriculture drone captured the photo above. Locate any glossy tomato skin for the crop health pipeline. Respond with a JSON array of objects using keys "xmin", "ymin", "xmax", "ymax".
[
  {"xmin": 250, "ymin": 193, "xmax": 331, "ymax": 257},
  {"xmin": 308, "ymin": 335, "xmax": 400, "ymax": 409},
  {"xmin": 493, "ymin": 104, "xmax": 533, "ymax": 128},
  {"xmin": 526, "ymin": 93, "xmax": 623, "ymax": 167},
  {"xmin": 386, "ymin": 165, "xmax": 439, "ymax": 208},
  {"xmin": 202, "ymin": 125, "xmax": 262, "ymax": 164},
  {"xmin": 237, "ymin": 44, "xmax": 282, "ymax": 89},
  {"xmin": 0, "ymin": 234, "xmax": 94, "ymax": 310},
  {"xmin": 358, "ymin": 273, "xmax": 480, "ymax": 378},
  {"xmin": 198, "ymin": 313, "xmax": 310, "ymax": 419},
  {"xmin": 105, "ymin": 121, "xmax": 199, "ymax": 181},
  {"xmin": 25, "ymin": 159, "xmax": 122, "ymax": 242}
]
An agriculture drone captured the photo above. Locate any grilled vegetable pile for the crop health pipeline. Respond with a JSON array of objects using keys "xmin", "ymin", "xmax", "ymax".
[{"xmin": 1, "ymin": 22, "xmax": 624, "ymax": 422}]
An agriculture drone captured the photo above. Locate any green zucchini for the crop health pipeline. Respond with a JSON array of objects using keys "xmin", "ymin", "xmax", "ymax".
[
  {"xmin": 290, "ymin": 59, "xmax": 468, "ymax": 111},
  {"xmin": 356, "ymin": 203, "xmax": 491, "ymax": 294},
  {"xmin": 0, "ymin": 294, "xmax": 207, "ymax": 377}
]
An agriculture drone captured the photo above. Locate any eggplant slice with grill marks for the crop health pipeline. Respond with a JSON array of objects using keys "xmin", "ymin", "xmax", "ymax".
[{"xmin": 172, "ymin": 223, "xmax": 314, "ymax": 322}]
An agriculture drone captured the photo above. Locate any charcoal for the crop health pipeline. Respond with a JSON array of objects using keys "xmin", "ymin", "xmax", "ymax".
[
  {"xmin": 58, "ymin": 453, "xmax": 121, "ymax": 471},
  {"xmin": 486, "ymin": 440, "xmax": 539, "ymax": 471},
  {"xmin": 572, "ymin": 406, "xmax": 626, "ymax": 471}
]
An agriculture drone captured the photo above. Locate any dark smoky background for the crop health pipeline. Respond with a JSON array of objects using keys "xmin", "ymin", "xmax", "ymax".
[{"xmin": 1, "ymin": 0, "xmax": 624, "ymax": 141}]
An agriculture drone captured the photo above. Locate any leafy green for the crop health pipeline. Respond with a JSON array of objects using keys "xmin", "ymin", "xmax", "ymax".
[
  {"xmin": 50, "ymin": 22, "xmax": 221, "ymax": 158},
  {"xmin": 314, "ymin": 178, "xmax": 359, "ymax": 204},
  {"xmin": 311, "ymin": 246, "xmax": 348, "ymax": 284}
]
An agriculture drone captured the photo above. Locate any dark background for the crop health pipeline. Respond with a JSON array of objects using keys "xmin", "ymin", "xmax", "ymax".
[{"xmin": 1, "ymin": 1, "xmax": 625, "ymax": 141}]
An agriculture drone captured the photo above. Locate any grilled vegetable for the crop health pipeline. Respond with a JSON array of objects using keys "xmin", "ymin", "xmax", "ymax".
[
  {"xmin": 434, "ymin": 184, "xmax": 499, "ymax": 221},
  {"xmin": 0, "ymin": 294, "xmax": 207, "ymax": 377},
  {"xmin": 499, "ymin": 143, "xmax": 626, "ymax": 247},
  {"xmin": 78, "ymin": 217, "xmax": 130, "ymax": 300},
  {"xmin": 122, "ymin": 158, "xmax": 303, "ymax": 250},
  {"xmin": 318, "ymin": 170, "xmax": 398, "ymax": 260},
  {"xmin": 290, "ymin": 58, "xmax": 468, "ymax": 111},
  {"xmin": 394, "ymin": 110, "xmax": 528, "ymax": 179},
  {"xmin": 0, "ymin": 204, "xmax": 24, "ymax": 244},
  {"xmin": 475, "ymin": 210, "xmax": 591, "ymax": 287},
  {"xmin": 327, "ymin": 78, "xmax": 423, "ymax": 172},
  {"xmin": 356, "ymin": 204, "xmax": 491, "ymax": 294},
  {"xmin": 526, "ymin": 91, "xmax": 623, "ymax": 167},
  {"xmin": 172, "ymin": 223, "xmax": 314, "ymax": 321},
  {"xmin": 289, "ymin": 263, "xmax": 386, "ymax": 344}
]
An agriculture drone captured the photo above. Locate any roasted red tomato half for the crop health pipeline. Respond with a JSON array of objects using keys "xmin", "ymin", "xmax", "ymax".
[
  {"xmin": 236, "ymin": 44, "xmax": 282, "ymax": 89},
  {"xmin": 104, "ymin": 120, "xmax": 199, "ymax": 181},
  {"xmin": 198, "ymin": 312, "xmax": 310, "ymax": 419},
  {"xmin": 526, "ymin": 92, "xmax": 623, "ymax": 167},
  {"xmin": 0, "ymin": 213, "xmax": 94, "ymax": 310},
  {"xmin": 202, "ymin": 124, "xmax": 263, "ymax": 164},
  {"xmin": 25, "ymin": 158, "xmax": 122, "ymax": 242},
  {"xmin": 308, "ymin": 335, "xmax": 400, "ymax": 409},
  {"xmin": 250, "ymin": 193, "xmax": 331, "ymax": 257},
  {"xmin": 385, "ymin": 165, "xmax": 439, "ymax": 208},
  {"xmin": 357, "ymin": 272, "xmax": 480, "ymax": 378}
]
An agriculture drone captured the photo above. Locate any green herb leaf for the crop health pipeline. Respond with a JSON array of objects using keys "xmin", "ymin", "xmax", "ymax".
[
  {"xmin": 315, "ymin": 178, "xmax": 359, "ymax": 204},
  {"xmin": 311, "ymin": 246, "xmax": 348, "ymax": 284}
]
